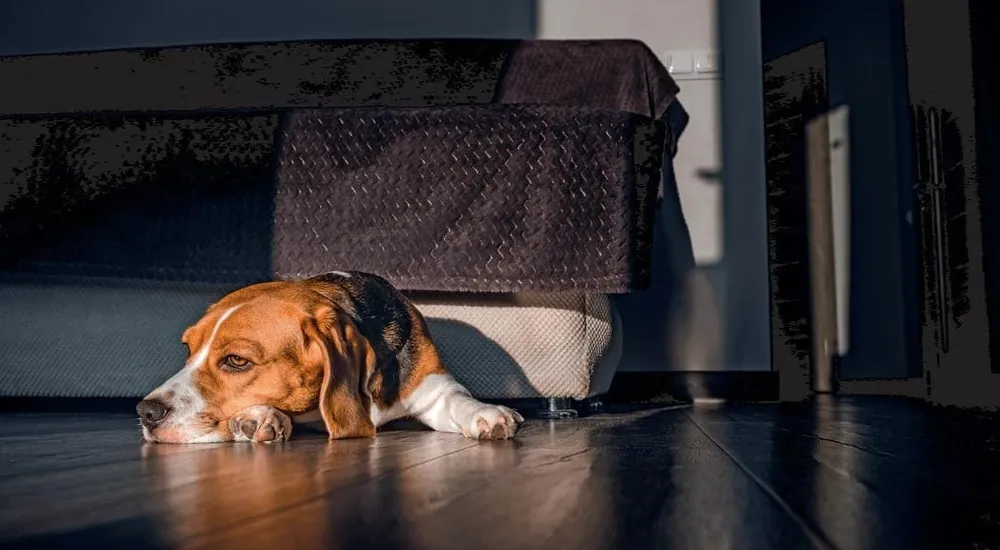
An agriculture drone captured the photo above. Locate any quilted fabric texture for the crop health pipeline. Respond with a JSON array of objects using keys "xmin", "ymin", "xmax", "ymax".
[
  {"xmin": 274, "ymin": 105, "xmax": 665, "ymax": 292},
  {"xmin": 0, "ymin": 276, "xmax": 228, "ymax": 398},
  {"xmin": 0, "ymin": 106, "xmax": 663, "ymax": 292},
  {"xmin": 0, "ymin": 115, "xmax": 279, "ymax": 283},
  {"xmin": 1, "ymin": 39, "xmax": 675, "ymax": 293},
  {"xmin": 408, "ymin": 292, "xmax": 621, "ymax": 399}
]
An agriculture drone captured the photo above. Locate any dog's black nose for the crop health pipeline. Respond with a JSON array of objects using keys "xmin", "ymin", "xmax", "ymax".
[{"xmin": 136, "ymin": 399, "xmax": 170, "ymax": 428}]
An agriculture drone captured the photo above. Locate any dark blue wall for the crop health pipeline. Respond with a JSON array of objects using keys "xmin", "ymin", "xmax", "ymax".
[
  {"xmin": 0, "ymin": 0, "xmax": 538, "ymax": 55},
  {"xmin": 761, "ymin": 0, "xmax": 919, "ymax": 379}
]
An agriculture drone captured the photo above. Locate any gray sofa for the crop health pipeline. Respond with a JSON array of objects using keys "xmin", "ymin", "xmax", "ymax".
[{"xmin": 0, "ymin": 39, "xmax": 688, "ymax": 412}]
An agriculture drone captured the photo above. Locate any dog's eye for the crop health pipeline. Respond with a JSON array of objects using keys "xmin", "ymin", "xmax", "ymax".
[{"xmin": 221, "ymin": 355, "xmax": 253, "ymax": 371}]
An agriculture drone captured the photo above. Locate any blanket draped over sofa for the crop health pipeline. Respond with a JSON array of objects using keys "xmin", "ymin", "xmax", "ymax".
[
  {"xmin": 0, "ymin": 39, "xmax": 679, "ymax": 293},
  {"xmin": 0, "ymin": 39, "xmax": 686, "ymax": 401}
]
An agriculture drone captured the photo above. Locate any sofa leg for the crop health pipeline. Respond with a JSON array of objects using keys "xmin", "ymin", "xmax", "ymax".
[{"xmin": 537, "ymin": 397, "xmax": 579, "ymax": 419}]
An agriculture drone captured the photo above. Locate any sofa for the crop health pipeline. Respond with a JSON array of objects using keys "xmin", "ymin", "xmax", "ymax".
[{"xmin": 0, "ymin": 39, "xmax": 687, "ymax": 415}]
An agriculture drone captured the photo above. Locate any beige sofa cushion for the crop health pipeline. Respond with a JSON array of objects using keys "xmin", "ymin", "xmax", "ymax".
[{"xmin": 408, "ymin": 292, "xmax": 622, "ymax": 400}]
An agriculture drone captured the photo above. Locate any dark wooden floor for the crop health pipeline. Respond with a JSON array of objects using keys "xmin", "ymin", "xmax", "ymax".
[{"xmin": 1, "ymin": 396, "xmax": 999, "ymax": 550}]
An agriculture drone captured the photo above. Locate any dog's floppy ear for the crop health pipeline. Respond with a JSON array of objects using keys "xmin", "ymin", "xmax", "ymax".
[{"xmin": 302, "ymin": 305, "xmax": 376, "ymax": 439}]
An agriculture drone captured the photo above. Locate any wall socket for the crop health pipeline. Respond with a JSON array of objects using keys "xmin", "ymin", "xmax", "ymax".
[{"xmin": 662, "ymin": 49, "xmax": 722, "ymax": 80}]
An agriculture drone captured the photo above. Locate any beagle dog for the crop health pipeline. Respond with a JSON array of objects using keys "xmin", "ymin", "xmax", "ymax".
[{"xmin": 136, "ymin": 271, "xmax": 523, "ymax": 444}]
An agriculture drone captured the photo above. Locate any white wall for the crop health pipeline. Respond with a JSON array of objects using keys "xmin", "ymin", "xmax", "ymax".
[
  {"xmin": 540, "ymin": 0, "xmax": 770, "ymax": 373},
  {"xmin": 538, "ymin": 0, "xmax": 723, "ymax": 265}
]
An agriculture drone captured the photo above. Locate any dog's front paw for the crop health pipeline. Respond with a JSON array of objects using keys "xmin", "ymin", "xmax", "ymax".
[
  {"xmin": 465, "ymin": 405, "xmax": 524, "ymax": 440},
  {"xmin": 229, "ymin": 405, "xmax": 293, "ymax": 443}
]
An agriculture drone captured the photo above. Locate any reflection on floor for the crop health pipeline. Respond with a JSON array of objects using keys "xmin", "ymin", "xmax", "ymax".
[{"xmin": 1, "ymin": 396, "xmax": 999, "ymax": 550}]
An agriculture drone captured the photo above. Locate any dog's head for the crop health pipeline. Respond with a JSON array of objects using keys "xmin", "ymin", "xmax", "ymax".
[{"xmin": 137, "ymin": 281, "xmax": 376, "ymax": 443}]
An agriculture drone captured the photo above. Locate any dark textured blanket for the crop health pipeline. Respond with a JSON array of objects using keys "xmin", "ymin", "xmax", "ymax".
[
  {"xmin": 0, "ymin": 39, "xmax": 679, "ymax": 118},
  {"xmin": 274, "ymin": 106, "xmax": 664, "ymax": 292},
  {"xmin": 0, "ymin": 39, "xmax": 679, "ymax": 292}
]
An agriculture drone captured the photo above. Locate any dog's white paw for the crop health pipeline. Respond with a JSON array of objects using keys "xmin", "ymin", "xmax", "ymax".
[
  {"xmin": 229, "ymin": 405, "xmax": 293, "ymax": 443},
  {"xmin": 464, "ymin": 405, "xmax": 524, "ymax": 440}
]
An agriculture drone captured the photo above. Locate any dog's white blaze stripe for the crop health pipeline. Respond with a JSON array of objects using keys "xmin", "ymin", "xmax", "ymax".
[
  {"xmin": 330, "ymin": 271, "xmax": 352, "ymax": 278},
  {"xmin": 151, "ymin": 303, "xmax": 242, "ymax": 396},
  {"xmin": 185, "ymin": 304, "xmax": 243, "ymax": 370},
  {"xmin": 144, "ymin": 304, "xmax": 243, "ymax": 442}
]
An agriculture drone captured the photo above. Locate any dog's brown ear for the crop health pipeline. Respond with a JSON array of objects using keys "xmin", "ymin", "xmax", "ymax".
[{"xmin": 302, "ymin": 306, "xmax": 376, "ymax": 439}]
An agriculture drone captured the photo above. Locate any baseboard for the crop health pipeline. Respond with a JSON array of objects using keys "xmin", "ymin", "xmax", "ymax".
[
  {"xmin": 0, "ymin": 397, "xmax": 138, "ymax": 414},
  {"xmin": 604, "ymin": 370, "xmax": 780, "ymax": 403}
]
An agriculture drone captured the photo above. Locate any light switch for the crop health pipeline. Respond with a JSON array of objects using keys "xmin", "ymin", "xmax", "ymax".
[
  {"xmin": 665, "ymin": 52, "xmax": 693, "ymax": 74},
  {"xmin": 695, "ymin": 51, "xmax": 720, "ymax": 73}
]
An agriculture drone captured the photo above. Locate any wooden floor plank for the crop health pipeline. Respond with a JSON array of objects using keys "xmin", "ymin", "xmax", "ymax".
[
  {"xmin": 0, "ymin": 406, "xmax": 820, "ymax": 550},
  {"xmin": 6, "ymin": 397, "xmax": 996, "ymax": 550},
  {"xmin": 687, "ymin": 397, "xmax": 1000, "ymax": 550},
  {"xmin": 0, "ymin": 428, "xmax": 476, "ymax": 543}
]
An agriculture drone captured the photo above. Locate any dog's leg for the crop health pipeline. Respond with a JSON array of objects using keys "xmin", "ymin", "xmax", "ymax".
[
  {"xmin": 404, "ymin": 374, "xmax": 524, "ymax": 440},
  {"xmin": 229, "ymin": 405, "xmax": 293, "ymax": 443}
]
